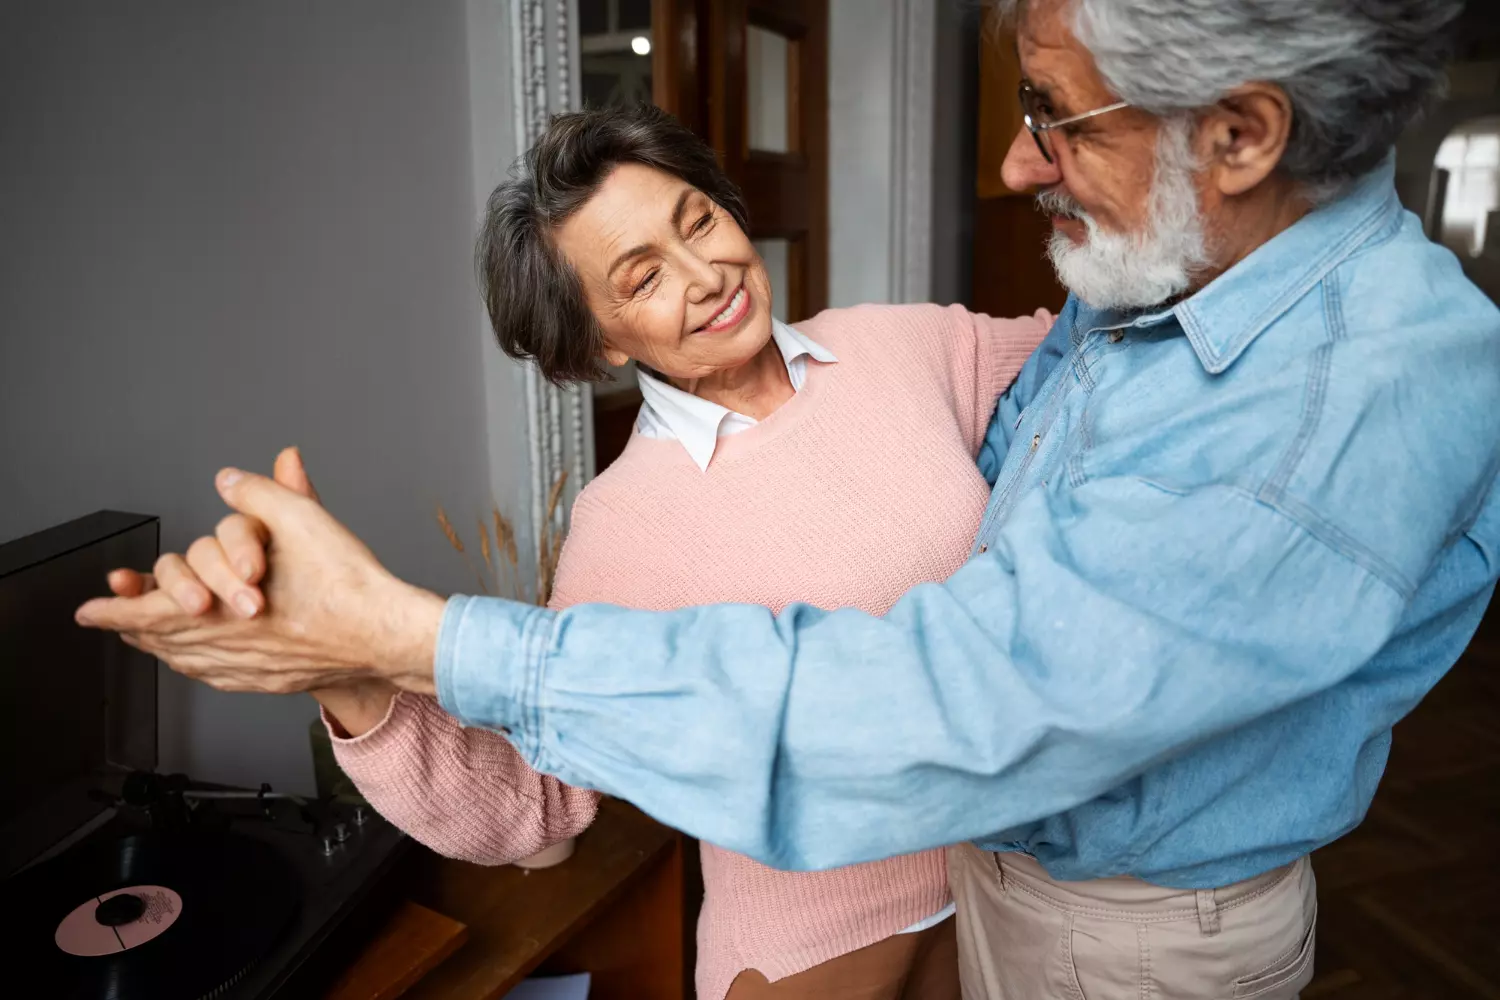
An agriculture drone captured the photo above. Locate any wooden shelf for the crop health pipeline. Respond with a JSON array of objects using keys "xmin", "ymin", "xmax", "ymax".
[{"xmin": 396, "ymin": 798, "xmax": 687, "ymax": 1000}]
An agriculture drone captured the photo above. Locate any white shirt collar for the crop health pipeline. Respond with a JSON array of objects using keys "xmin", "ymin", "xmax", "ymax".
[{"xmin": 635, "ymin": 319, "xmax": 837, "ymax": 471}]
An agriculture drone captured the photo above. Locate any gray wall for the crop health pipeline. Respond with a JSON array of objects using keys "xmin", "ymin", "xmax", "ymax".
[
  {"xmin": 828, "ymin": 0, "xmax": 898, "ymax": 307},
  {"xmin": 828, "ymin": 0, "xmax": 973, "ymax": 308},
  {"xmin": 0, "ymin": 1, "xmax": 514, "ymax": 793}
]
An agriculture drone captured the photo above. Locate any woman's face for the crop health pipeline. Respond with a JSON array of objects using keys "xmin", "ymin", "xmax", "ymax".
[{"xmin": 554, "ymin": 163, "xmax": 774, "ymax": 380}]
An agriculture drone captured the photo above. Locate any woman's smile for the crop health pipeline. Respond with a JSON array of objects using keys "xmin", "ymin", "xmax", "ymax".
[{"xmin": 693, "ymin": 285, "xmax": 751, "ymax": 335}]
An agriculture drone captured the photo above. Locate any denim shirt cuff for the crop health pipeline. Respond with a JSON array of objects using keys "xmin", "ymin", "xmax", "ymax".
[{"xmin": 434, "ymin": 595, "xmax": 555, "ymax": 763}]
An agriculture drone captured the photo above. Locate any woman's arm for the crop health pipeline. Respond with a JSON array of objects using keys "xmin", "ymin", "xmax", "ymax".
[
  {"xmin": 953, "ymin": 306, "xmax": 1055, "ymax": 454},
  {"xmin": 328, "ymin": 691, "xmax": 599, "ymax": 865}
]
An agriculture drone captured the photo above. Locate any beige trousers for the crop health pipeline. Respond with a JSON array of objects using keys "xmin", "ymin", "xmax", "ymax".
[{"xmin": 948, "ymin": 844, "xmax": 1316, "ymax": 1000}]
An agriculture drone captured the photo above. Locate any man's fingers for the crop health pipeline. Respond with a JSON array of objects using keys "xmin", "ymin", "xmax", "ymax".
[
  {"xmin": 76, "ymin": 588, "xmax": 188, "ymax": 631},
  {"xmin": 216, "ymin": 467, "xmax": 314, "ymax": 528},
  {"xmin": 187, "ymin": 536, "xmax": 264, "ymax": 618},
  {"xmin": 153, "ymin": 553, "xmax": 211, "ymax": 615},
  {"xmin": 108, "ymin": 569, "xmax": 156, "ymax": 597},
  {"xmin": 273, "ymin": 446, "xmax": 321, "ymax": 503},
  {"xmin": 216, "ymin": 514, "xmax": 270, "ymax": 585}
]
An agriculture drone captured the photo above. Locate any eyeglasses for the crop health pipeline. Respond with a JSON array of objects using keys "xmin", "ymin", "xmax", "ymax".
[{"xmin": 1019, "ymin": 81, "xmax": 1130, "ymax": 164}]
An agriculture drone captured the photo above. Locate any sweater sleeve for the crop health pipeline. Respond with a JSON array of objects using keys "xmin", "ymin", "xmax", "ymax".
[
  {"xmin": 953, "ymin": 306, "xmax": 1054, "ymax": 455},
  {"xmin": 327, "ymin": 528, "xmax": 604, "ymax": 865},
  {"xmin": 327, "ymin": 693, "xmax": 599, "ymax": 864}
]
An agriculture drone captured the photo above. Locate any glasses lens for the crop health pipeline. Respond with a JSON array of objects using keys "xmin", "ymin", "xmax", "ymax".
[{"xmin": 1018, "ymin": 84, "xmax": 1054, "ymax": 163}]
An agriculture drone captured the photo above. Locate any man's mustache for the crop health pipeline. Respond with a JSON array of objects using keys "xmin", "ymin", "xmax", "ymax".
[{"xmin": 1036, "ymin": 187, "xmax": 1087, "ymax": 222}]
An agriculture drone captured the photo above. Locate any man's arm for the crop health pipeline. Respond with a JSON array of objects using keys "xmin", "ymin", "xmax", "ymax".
[{"xmin": 437, "ymin": 475, "xmax": 1408, "ymax": 871}]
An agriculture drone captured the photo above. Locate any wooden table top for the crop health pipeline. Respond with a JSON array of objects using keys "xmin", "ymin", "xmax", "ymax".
[{"xmin": 398, "ymin": 798, "xmax": 677, "ymax": 1000}]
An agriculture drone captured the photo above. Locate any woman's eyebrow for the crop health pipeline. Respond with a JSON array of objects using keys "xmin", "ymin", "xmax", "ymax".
[{"xmin": 607, "ymin": 188, "xmax": 696, "ymax": 280}]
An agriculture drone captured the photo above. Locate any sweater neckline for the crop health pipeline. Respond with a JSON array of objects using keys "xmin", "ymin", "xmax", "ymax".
[{"xmin": 623, "ymin": 355, "xmax": 835, "ymax": 473}]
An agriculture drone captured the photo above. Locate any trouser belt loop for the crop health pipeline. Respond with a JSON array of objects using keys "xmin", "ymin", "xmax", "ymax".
[{"xmin": 1195, "ymin": 888, "xmax": 1221, "ymax": 936}]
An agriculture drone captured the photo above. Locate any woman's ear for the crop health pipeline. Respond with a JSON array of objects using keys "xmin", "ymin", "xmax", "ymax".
[
  {"xmin": 1199, "ymin": 82, "xmax": 1294, "ymax": 198},
  {"xmin": 601, "ymin": 346, "xmax": 631, "ymax": 368}
]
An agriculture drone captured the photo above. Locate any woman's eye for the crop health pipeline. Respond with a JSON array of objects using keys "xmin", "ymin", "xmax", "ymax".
[
  {"xmin": 634, "ymin": 269, "xmax": 659, "ymax": 294},
  {"xmin": 691, "ymin": 212, "xmax": 714, "ymax": 235}
]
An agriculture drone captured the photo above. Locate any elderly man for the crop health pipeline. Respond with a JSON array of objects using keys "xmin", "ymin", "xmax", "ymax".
[{"xmin": 82, "ymin": 0, "xmax": 1498, "ymax": 996}]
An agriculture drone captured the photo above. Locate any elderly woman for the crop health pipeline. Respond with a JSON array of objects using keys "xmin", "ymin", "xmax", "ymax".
[{"xmin": 134, "ymin": 105, "xmax": 1050, "ymax": 1000}]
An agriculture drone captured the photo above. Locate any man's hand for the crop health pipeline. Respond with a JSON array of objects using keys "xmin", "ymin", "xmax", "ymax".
[
  {"xmin": 76, "ymin": 448, "xmax": 445, "ymax": 696},
  {"xmin": 104, "ymin": 446, "xmax": 318, "ymax": 617}
]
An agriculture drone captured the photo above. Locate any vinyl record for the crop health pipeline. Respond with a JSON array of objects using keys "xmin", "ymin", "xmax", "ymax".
[{"xmin": 5, "ymin": 831, "xmax": 299, "ymax": 1000}]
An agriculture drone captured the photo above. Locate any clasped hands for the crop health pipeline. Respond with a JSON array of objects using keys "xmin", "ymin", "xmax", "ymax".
[{"xmin": 75, "ymin": 448, "xmax": 445, "ymax": 700}]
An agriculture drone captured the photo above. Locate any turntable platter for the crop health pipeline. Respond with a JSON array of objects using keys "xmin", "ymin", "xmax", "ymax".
[{"xmin": 6, "ymin": 832, "xmax": 299, "ymax": 999}]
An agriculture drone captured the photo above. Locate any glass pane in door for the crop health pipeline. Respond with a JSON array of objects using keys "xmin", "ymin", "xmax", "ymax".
[
  {"xmin": 747, "ymin": 26, "xmax": 792, "ymax": 154},
  {"xmin": 580, "ymin": 0, "xmax": 653, "ymax": 108}
]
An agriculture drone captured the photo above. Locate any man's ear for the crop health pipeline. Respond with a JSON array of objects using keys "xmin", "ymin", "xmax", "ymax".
[{"xmin": 1198, "ymin": 82, "xmax": 1294, "ymax": 197}]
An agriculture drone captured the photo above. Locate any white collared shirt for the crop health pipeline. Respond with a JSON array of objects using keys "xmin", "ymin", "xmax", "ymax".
[{"xmin": 634, "ymin": 319, "xmax": 839, "ymax": 471}]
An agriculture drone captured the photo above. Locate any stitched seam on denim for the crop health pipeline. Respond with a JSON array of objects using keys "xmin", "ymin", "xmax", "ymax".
[
  {"xmin": 1260, "ymin": 277, "xmax": 1336, "ymax": 503},
  {"xmin": 1068, "ymin": 409, "xmax": 1093, "ymax": 489},
  {"xmin": 1074, "ymin": 344, "xmax": 1098, "ymax": 393},
  {"xmin": 982, "ymin": 339, "xmax": 1079, "ymax": 540},
  {"xmin": 1254, "ymin": 487, "xmax": 1415, "ymax": 598},
  {"xmin": 1182, "ymin": 188, "xmax": 1396, "ymax": 373},
  {"xmin": 521, "ymin": 607, "xmax": 558, "ymax": 770},
  {"xmin": 434, "ymin": 596, "xmax": 468, "ymax": 724}
]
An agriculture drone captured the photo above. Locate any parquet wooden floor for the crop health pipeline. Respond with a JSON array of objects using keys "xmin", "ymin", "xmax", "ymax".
[{"xmin": 1305, "ymin": 604, "xmax": 1500, "ymax": 999}]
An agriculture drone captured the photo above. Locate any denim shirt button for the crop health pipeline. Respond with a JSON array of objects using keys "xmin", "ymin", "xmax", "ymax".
[
  {"xmin": 1031, "ymin": 434, "xmax": 1041, "ymax": 452},
  {"xmin": 979, "ymin": 543, "xmax": 989, "ymax": 554}
]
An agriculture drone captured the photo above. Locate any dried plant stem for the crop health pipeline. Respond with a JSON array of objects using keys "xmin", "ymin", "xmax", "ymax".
[
  {"xmin": 436, "ymin": 505, "xmax": 489, "ymax": 596},
  {"xmin": 438, "ymin": 472, "xmax": 569, "ymax": 606}
]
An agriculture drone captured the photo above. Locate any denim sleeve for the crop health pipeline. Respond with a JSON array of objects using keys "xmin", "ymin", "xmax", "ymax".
[
  {"xmin": 978, "ymin": 302, "xmax": 1072, "ymax": 485},
  {"xmin": 436, "ymin": 475, "xmax": 1407, "ymax": 872}
]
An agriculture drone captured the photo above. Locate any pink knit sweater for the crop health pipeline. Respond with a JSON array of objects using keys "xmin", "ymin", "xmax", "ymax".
[{"xmin": 328, "ymin": 303, "xmax": 1052, "ymax": 999}]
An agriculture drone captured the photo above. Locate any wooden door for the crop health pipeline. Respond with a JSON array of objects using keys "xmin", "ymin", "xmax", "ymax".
[
  {"xmin": 655, "ymin": 0, "xmax": 829, "ymax": 321},
  {"xmin": 971, "ymin": 9, "xmax": 1066, "ymax": 318},
  {"xmin": 705, "ymin": 0, "xmax": 829, "ymax": 322}
]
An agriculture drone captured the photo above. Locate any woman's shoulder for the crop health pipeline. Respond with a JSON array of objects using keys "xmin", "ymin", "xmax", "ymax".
[{"xmin": 797, "ymin": 301, "xmax": 960, "ymax": 339}]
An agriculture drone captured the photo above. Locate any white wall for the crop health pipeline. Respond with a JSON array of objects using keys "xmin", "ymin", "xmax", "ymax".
[
  {"xmin": 0, "ymin": 0, "xmax": 524, "ymax": 794},
  {"xmin": 828, "ymin": 0, "xmax": 970, "ymax": 309},
  {"xmin": 828, "ymin": 0, "xmax": 899, "ymax": 307}
]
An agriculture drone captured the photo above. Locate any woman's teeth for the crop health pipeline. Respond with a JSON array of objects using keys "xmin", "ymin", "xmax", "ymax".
[{"xmin": 708, "ymin": 289, "xmax": 745, "ymax": 327}]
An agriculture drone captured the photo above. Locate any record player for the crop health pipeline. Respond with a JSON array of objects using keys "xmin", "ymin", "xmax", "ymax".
[{"xmin": 2, "ymin": 512, "xmax": 410, "ymax": 999}]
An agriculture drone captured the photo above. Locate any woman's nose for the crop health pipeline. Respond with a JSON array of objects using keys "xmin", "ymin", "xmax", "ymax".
[
  {"xmin": 1001, "ymin": 128, "xmax": 1062, "ymax": 193},
  {"xmin": 682, "ymin": 253, "xmax": 725, "ymax": 300}
]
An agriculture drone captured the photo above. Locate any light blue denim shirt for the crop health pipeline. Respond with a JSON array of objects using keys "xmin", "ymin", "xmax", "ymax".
[{"xmin": 436, "ymin": 159, "xmax": 1500, "ymax": 888}]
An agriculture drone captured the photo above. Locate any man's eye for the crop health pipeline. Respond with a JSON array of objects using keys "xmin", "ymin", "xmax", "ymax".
[{"xmin": 691, "ymin": 212, "xmax": 714, "ymax": 234}]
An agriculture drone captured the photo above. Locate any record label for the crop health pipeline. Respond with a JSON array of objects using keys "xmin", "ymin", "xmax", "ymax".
[{"xmin": 55, "ymin": 884, "xmax": 183, "ymax": 956}]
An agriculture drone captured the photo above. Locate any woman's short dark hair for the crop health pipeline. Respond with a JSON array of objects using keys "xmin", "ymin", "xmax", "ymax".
[{"xmin": 477, "ymin": 104, "xmax": 750, "ymax": 385}]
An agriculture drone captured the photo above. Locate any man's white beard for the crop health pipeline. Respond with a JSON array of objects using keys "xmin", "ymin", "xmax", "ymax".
[{"xmin": 1038, "ymin": 118, "xmax": 1212, "ymax": 311}]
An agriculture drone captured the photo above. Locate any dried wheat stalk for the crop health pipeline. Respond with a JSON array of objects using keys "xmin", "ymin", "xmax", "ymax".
[
  {"xmin": 436, "ymin": 504, "xmax": 489, "ymax": 595},
  {"xmin": 437, "ymin": 472, "xmax": 568, "ymax": 606}
]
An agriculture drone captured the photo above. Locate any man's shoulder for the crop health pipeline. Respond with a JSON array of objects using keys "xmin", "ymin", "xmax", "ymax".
[{"xmin": 1263, "ymin": 217, "xmax": 1500, "ymax": 594}]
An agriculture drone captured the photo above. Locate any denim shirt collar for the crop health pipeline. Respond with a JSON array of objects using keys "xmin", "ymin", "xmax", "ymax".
[{"xmin": 1077, "ymin": 156, "xmax": 1403, "ymax": 374}]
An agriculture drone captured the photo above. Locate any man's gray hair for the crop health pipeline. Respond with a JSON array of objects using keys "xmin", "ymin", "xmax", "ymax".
[{"xmin": 1000, "ymin": 0, "xmax": 1463, "ymax": 195}]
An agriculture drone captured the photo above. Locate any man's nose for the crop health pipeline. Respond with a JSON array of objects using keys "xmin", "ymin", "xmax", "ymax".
[{"xmin": 1001, "ymin": 128, "xmax": 1062, "ymax": 193}]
